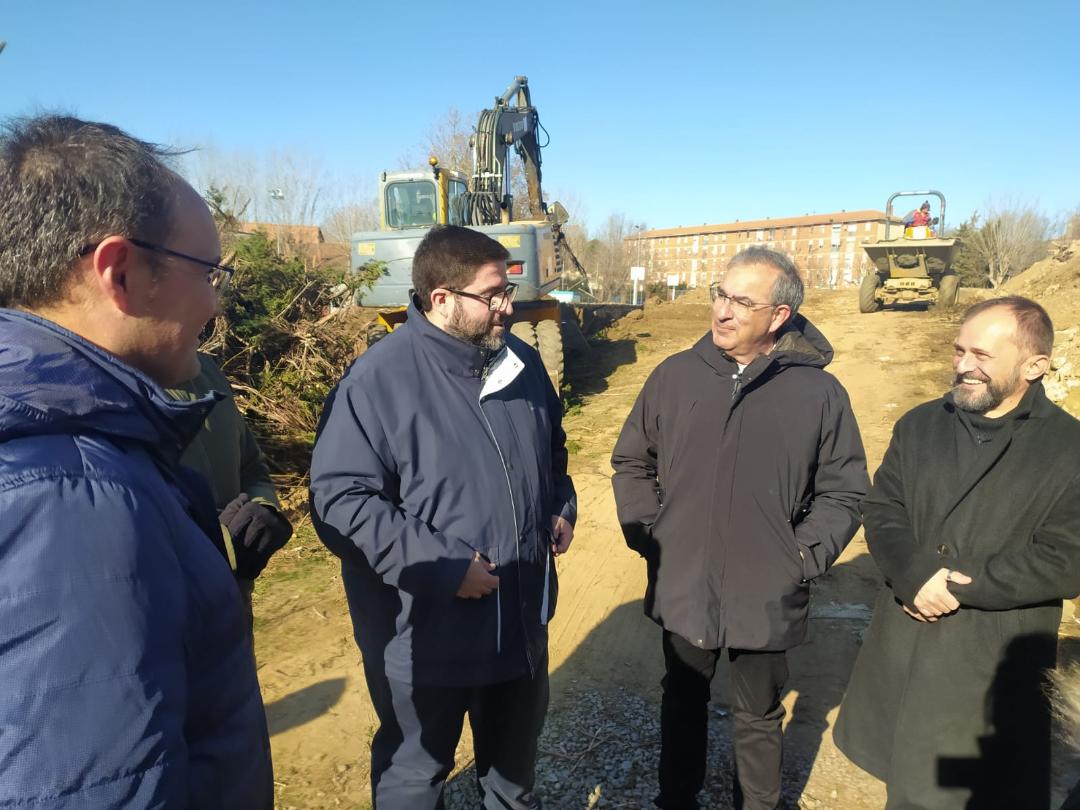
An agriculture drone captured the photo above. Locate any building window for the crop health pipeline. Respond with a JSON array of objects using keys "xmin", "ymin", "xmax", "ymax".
[
  {"xmin": 756, "ymin": 230, "xmax": 764, "ymax": 242},
  {"xmin": 848, "ymin": 223, "xmax": 858, "ymax": 233}
]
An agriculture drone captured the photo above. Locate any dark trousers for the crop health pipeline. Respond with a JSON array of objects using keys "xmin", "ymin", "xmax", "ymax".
[
  {"xmin": 657, "ymin": 630, "xmax": 789, "ymax": 810},
  {"xmin": 366, "ymin": 660, "xmax": 549, "ymax": 810}
]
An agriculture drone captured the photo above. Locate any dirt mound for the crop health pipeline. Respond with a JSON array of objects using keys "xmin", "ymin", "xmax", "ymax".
[
  {"xmin": 1003, "ymin": 240, "xmax": 1080, "ymax": 321},
  {"xmin": 1000, "ymin": 242, "xmax": 1080, "ymax": 417}
]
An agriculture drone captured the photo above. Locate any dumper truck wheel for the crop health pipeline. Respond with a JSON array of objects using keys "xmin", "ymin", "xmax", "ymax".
[
  {"xmin": 859, "ymin": 273, "xmax": 883, "ymax": 313},
  {"xmin": 536, "ymin": 319, "xmax": 564, "ymax": 392},
  {"xmin": 937, "ymin": 274, "xmax": 960, "ymax": 308}
]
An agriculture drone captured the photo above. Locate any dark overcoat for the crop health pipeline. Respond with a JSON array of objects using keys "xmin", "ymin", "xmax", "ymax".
[
  {"xmin": 611, "ymin": 316, "xmax": 869, "ymax": 652},
  {"xmin": 834, "ymin": 383, "xmax": 1080, "ymax": 809}
]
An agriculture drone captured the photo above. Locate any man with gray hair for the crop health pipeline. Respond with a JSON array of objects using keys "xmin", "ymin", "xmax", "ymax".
[
  {"xmin": 612, "ymin": 247, "xmax": 869, "ymax": 809},
  {"xmin": 0, "ymin": 115, "xmax": 271, "ymax": 807}
]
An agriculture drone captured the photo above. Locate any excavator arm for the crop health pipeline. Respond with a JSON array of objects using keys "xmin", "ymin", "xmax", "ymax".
[{"xmin": 466, "ymin": 76, "xmax": 546, "ymax": 225}]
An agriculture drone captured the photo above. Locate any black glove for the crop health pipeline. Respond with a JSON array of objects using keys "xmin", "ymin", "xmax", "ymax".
[{"xmin": 219, "ymin": 493, "xmax": 293, "ymax": 580}]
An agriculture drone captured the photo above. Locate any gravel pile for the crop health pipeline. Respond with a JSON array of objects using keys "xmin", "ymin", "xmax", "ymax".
[{"xmin": 441, "ymin": 687, "xmax": 836, "ymax": 809}]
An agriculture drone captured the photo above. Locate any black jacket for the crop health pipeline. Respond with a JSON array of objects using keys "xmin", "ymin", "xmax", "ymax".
[
  {"xmin": 611, "ymin": 315, "xmax": 869, "ymax": 651},
  {"xmin": 311, "ymin": 300, "xmax": 575, "ymax": 687},
  {"xmin": 835, "ymin": 383, "xmax": 1080, "ymax": 809}
]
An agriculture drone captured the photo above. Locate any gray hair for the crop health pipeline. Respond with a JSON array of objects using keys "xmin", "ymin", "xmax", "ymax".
[
  {"xmin": 0, "ymin": 114, "xmax": 182, "ymax": 309},
  {"xmin": 727, "ymin": 246, "xmax": 804, "ymax": 315}
]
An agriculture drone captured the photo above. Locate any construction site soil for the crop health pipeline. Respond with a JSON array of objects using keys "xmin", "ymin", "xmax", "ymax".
[{"xmin": 253, "ymin": 246, "xmax": 1080, "ymax": 808}]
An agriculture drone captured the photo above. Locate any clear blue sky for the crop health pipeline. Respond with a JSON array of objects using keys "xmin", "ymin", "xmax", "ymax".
[{"xmin": 3, "ymin": 0, "xmax": 1078, "ymax": 233}]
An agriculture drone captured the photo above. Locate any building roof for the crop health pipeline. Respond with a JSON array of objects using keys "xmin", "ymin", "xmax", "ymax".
[{"xmin": 632, "ymin": 209, "xmax": 898, "ymax": 240}]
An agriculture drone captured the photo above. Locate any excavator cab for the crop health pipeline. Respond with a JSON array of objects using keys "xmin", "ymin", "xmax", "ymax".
[{"xmin": 379, "ymin": 158, "xmax": 468, "ymax": 231}]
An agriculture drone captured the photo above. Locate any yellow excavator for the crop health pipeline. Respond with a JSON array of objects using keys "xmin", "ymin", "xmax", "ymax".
[{"xmin": 352, "ymin": 76, "xmax": 591, "ymax": 390}]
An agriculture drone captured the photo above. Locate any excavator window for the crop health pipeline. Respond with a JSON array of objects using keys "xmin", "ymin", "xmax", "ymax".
[
  {"xmin": 448, "ymin": 180, "xmax": 467, "ymax": 226},
  {"xmin": 385, "ymin": 180, "xmax": 438, "ymax": 229}
]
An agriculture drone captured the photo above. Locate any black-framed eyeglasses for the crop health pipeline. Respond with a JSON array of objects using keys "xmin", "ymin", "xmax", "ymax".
[
  {"xmin": 80, "ymin": 238, "xmax": 234, "ymax": 291},
  {"xmin": 708, "ymin": 283, "xmax": 777, "ymax": 313},
  {"xmin": 446, "ymin": 282, "xmax": 518, "ymax": 312}
]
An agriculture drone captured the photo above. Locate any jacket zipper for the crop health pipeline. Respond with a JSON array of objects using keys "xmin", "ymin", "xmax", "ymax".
[
  {"xmin": 710, "ymin": 370, "xmax": 747, "ymax": 647},
  {"xmin": 478, "ymin": 395, "xmax": 522, "ymax": 665}
]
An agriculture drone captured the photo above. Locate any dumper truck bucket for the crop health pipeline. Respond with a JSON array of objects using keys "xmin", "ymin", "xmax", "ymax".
[{"xmin": 863, "ymin": 237, "xmax": 959, "ymax": 278}]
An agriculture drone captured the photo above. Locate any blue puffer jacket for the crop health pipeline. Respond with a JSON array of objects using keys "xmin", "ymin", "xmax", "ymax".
[
  {"xmin": 311, "ymin": 300, "xmax": 576, "ymax": 687},
  {"xmin": 0, "ymin": 310, "xmax": 273, "ymax": 808}
]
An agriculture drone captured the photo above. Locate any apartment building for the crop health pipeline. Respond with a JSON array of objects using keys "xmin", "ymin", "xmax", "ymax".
[{"xmin": 627, "ymin": 209, "xmax": 901, "ymax": 289}]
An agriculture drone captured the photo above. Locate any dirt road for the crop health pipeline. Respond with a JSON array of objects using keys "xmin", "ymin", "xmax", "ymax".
[{"xmin": 253, "ymin": 290, "xmax": 1063, "ymax": 808}]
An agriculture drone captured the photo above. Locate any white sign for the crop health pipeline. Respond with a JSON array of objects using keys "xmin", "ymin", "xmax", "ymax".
[
  {"xmin": 630, "ymin": 266, "xmax": 646, "ymax": 281},
  {"xmin": 666, "ymin": 274, "xmax": 679, "ymax": 287}
]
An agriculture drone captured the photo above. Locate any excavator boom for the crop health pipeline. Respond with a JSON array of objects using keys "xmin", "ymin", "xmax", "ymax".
[{"xmin": 466, "ymin": 76, "xmax": 546, "ymax": 225}]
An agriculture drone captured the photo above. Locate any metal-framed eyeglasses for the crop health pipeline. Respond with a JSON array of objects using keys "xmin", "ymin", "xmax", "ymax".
[
  {"xmin": 708, "ymin": 282, "xmax": 778, "ymax": 314},
  {"xmin": 80, "ymin": 238, "xmax": 235, "ymax": 291},
  {"xmin": 446, "ymin": 282, "xmax": 518, "ymax": 312}
]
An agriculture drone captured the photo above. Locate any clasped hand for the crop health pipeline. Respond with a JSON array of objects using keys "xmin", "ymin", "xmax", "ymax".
[{"xmin": 903, "ymin": 567, "xmax": 972, "ymax": 622}]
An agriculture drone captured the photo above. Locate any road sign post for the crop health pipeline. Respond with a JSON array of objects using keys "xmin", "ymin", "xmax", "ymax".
[
  {"xmin": 630, "ymin": 266, "xmax": 645, "ymax": 305},
  {"xmin": 667, "ymin": 274, "xmax": 679, "ymax": 302}
]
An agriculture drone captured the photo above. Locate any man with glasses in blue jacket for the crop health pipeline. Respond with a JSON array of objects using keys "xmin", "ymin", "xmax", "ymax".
[
  {"xmin": 0, "ymin": 115, "xmax": 271, "ymax": 807},
  {"xmin": 311, "ymin": 224, "xmax": 576, "ymax": 810}
]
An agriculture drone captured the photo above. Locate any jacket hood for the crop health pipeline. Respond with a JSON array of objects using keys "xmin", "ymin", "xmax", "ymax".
[
  {"xmin": 692, "ymin": 312, "xmax": 834, "ymax": 375},
  {"xmin": 0, "ymin": 309, "xmax": 218, "ymax": 464}
]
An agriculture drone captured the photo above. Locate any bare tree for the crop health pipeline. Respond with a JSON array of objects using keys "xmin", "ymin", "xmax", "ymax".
[
  {"xmin": 258, "ymin": 149, "xmax": 328, "ymax": 226},
  {"xmin": 422, "ymin": 106, "xmax": 473, "ymax": 174},
  {"xmin": 966, "ymin": 201, "xmax": 1050, "ymax": 287},
  {"xmin": 321, "ymin": 199, "xmax": 380, "ymax": 243},
  {"xmin": 399, "ymin": 106, "xmax": 473, "ymax": 173},
  {"xmin": 590, "ymin": 213, "xmax": 631, "ymax": 302},
  {"xmin": 179, "ymin": 145, "xmax": 330, "ymax": 226},
  {"xmin": 1064, "ymin": 205, "xmax": 1080, "ymax": 241}
]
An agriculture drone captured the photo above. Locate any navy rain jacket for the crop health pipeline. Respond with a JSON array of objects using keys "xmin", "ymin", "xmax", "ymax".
[
  {"xmin": 310, "ymin": 300, "xmax": 576, "ymax": 687},
  {"xmin": 0, "ymin": 310, "xmax": 272, "ymax": 808}
]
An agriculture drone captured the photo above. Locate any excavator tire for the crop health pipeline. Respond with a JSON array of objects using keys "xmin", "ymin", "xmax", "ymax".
[
  {"xmin": 859, "ymin": 273, "xmax": 883, "ymax": 313},
  {"xmin": 366, "ymin": 323, "xmax": 389, "ymax": 347},
  {"xmin": 510, "ymin": 321, "xmax": 538, "ymax": 349},
  {"xmin": 536, "ymin": 319, "xmax": 564, "ymax": 392},
  {"xmin": 936, "ymin": 274, "xmax": 961, "ymax": 308}
]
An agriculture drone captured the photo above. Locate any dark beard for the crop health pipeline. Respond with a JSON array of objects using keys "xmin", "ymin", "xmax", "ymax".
[
  {"xmin": 951, "ymin": 368, "xmax": 1019, "ymax": 413},
  {"xmin": 446, "ymin": 301, "xmax": 505, "ymax": 351}
]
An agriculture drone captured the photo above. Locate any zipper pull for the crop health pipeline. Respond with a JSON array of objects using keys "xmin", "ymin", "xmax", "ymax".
[{"xmin": 731, "ymin": 372, "xmax": 742, "ymax": 401}]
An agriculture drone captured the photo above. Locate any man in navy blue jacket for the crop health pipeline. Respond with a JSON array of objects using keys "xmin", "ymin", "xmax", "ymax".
[
  {"xmin": 311, "ymin": 225, "xmax": 577, "ymax": 810},
  {"xmin": 0, "ymin": 116, "xmax": 273, "ymax": 807}
]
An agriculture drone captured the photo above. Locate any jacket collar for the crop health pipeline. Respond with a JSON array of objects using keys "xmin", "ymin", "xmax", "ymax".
[
  {"xmin": 942, "ymin": 378, "xmax": 1051, "ymax": 421},
  {"xmin": 0, "ymin": 309, "xmax": 220, "ymax": 466},
  {"xmin": 405, "ymin": 296, "xmax": 499, "ymax": 378},
  {"xmin": 691, "ymin": 312, "xmax": 834, "ymax": 383}
]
